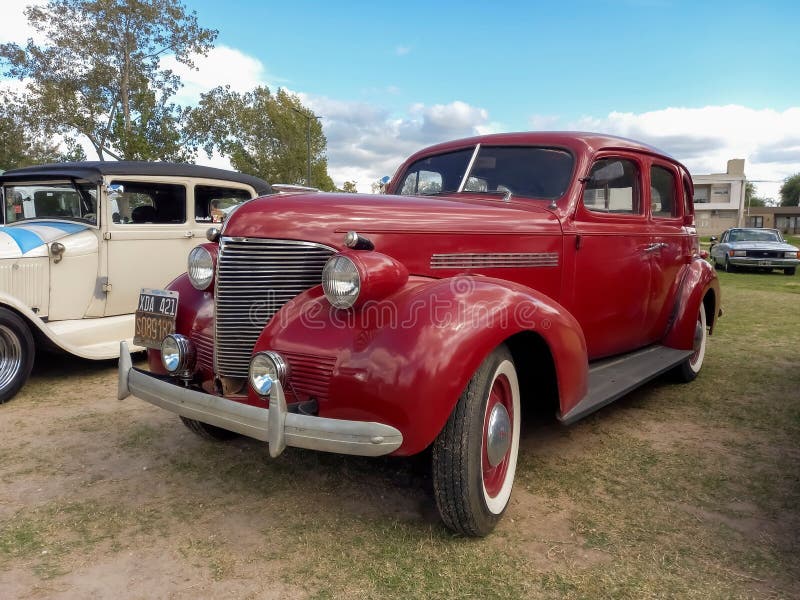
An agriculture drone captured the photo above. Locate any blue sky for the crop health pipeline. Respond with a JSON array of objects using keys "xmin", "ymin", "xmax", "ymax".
[{"xmin": 3, "ymin": 0, "xmax": 800, "ymax": 196}]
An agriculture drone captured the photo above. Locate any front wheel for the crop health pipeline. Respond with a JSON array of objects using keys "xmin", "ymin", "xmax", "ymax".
[
  {"xmin": 0, "ymin": 308, "xmax": 35, "ymax": 403},
  {"xmin": 675, "ymin": 303, "xmax": 707, "ymax": 383},
  {"xmin": 784, "ymin": 267, "xmax": 796, "ymax": 276},
  {"xmin": 724, "ymin": 258, "xmax": 736, "ymax": 273},
  {"xmin": 432, "ymin": 345, "xmax": 521, "ymax": 536}
]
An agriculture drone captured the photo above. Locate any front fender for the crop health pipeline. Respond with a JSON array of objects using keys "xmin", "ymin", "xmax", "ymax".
[
  {"xmin": 662, "ymin": 258, "xmax": 720, "ymax": 350},
  {"xmin": 255, "ymin": 276, "xmax": 588, "ymax": 456},
  {"xmin": 147, "ymin": 273, "xmax": 215, "ymax": 376}
]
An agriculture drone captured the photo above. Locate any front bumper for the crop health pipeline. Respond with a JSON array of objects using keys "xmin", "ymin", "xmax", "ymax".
[
  {"xmin": 729, "ymin": 257, "xmax": 799, "ymax": 269},
  {"xmin": 117, "ymin": 342, "xmax": 403, "ymax": 457}
]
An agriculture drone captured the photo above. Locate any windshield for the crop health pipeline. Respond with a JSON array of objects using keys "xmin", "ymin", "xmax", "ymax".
[
  {"xmin": 397, "ymin": 145, "xmax": 574, "ymax": 200},
  {"xmin": 3, "ymin": 181, "xmax": 98, "ymax": 225},
  {"xmin": 728, "ymin": 229, "xmax": 781, "ymax": 243}
]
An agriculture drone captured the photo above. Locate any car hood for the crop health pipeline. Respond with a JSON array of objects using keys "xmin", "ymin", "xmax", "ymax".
[
  {"xmin": 0, "ymin": 221, "xmax": 92, "ymax": 259},
  {"xmin": 222, "ymin": 192, "xmax": 564, "ymax": 281},
  {"xmin": 726, "ymin": 240, "xmax": 797, "ymax": 252}
]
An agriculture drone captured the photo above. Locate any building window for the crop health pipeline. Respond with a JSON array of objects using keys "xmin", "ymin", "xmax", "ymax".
[
  {"xmin": 749, "ymin": 216, "xmax": 763, "ymax": 227},
  {"xmin": 694, "ymin": 185, "xmax": 710, "ymax": 203},
  {"xmin": 711, "ymin": 184, "xmax": 731, "ymax": 204}
]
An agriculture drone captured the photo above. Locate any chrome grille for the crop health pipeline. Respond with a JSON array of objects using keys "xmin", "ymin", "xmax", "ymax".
[{"xmin": 215, "ymin": 238, "xmax": 335, "ymax": 377}]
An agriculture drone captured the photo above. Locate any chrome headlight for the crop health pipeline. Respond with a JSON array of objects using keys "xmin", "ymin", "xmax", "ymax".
[
  {"xmin": 785, "ymin": 251, "xmax": 798, "ymax": 259},
  {"xmin": 322, "ymin": 255, "xmax": 361, "ymax": 308},
  {"xmin": 731, "ymin": 250, "xmax": 746, "ymax": 257},
  {"xmin": 188, "ymin": 246, "xmax": 215, "ymax": 290},
  {"xmin": 249, "ymin": 351, "xmax": 289, "ymax": 396},
  {"xmin": 161, "ymin": 334, "xmax": 195, "ymax": 375}
]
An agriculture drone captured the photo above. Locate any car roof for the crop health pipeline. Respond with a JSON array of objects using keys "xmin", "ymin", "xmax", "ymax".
[
  {"xmin": 404, "ymin": 131, "xmax": 680, "ymax": 163},
  {"xmin": 0, "ymin": 161, "xmax": 273, "ymax": 195}
]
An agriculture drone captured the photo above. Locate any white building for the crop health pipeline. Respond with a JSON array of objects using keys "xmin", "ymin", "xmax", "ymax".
[{"xmin": 692, "ymin": 159, "xmax": 746, "ymax": 236}]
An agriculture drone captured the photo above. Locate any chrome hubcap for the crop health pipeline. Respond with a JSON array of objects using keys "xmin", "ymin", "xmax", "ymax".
[
  {"xmin": 486, "ymin": 403, "xmax": 511, "ymax": 467},
  {"xmin": 0, "ymin": 325, "xmax": 23, "ymax": 390}
]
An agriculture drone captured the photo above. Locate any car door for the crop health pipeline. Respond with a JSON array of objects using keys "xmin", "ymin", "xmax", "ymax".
[
  {"xmin": 568, "ymin": 153, "xmax": 653, "ymax": 359},
  {"xmin": 646, "ymin": 161, "xmax": 689, "ymax": 339},
  {"xmin": 103, "ymin": 177, "xmax": 195, "ymax": 316}
]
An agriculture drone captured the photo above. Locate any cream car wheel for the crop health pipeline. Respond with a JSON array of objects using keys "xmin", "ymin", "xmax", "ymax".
[{"xmin": 0, "ymin": 308, "xmax": 35, "ymax": 403}]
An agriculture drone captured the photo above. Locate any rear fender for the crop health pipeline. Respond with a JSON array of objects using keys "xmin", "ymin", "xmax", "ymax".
[
  {"xmin": 662, "ymin": 258, "xmax": 721, "ymax": 350},
  {"xmin": 256, "ymin": 276, "xmax": 588, "ymax": 455}
]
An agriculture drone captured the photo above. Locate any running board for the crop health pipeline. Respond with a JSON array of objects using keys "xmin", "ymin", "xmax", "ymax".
[{"xmin": 558, "ymin": 345, "xmax": 693, "ymax": 425}]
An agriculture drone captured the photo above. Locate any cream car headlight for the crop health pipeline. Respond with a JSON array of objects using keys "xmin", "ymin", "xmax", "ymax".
[
  {"xmin": 188, "ymin": 245, "xmax": 215, "ymax": 290},
  {"xmin": 249, "ymin": 351, "xmax": 289, "ymax": 396},
  {"xmin": 161, "ymin": 334, "xmax": 195, "ymax": 375},
  {"xmin": 322, "ymin": 255, "xmax": 361, "ymax": 308}
]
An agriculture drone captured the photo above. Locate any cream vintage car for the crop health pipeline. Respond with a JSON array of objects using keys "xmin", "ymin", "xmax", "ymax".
[{"xmin": 0, "ymin": 161, "xmax": 271, "ymax": 402}]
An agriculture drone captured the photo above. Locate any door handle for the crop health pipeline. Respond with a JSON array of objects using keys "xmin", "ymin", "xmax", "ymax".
[
  {"xmin": 184, "ymin": 231, "xmax": 195, "ymax": 238},
  {"xmin": 643, "ymin": 243, "xmax": 666, "ymax": 253}
]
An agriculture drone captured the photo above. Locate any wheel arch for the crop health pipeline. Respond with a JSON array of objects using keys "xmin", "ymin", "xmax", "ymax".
[{"xmin": 662, "ymin": 258, "xmax": 721, "ymax": 350}]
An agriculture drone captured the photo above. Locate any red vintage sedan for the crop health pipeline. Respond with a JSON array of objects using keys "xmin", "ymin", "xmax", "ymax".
[{"xmin": 118, "ymin": 132, "xmax": 720, "ymax": 536}]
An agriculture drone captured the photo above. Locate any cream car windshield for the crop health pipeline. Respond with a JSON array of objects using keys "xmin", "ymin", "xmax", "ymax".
[{"xmin": 3, "ymin": 182, "xmax": 98, "ymax": 225}]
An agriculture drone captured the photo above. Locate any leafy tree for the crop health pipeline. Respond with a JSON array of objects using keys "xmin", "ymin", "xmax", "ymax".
[
  {"xmin": 745, "ymin": 181, "xmax": 766, "ymax": 207},
  {"xmin": 0, "ymin": 99, "xmax": 85, "ymax": 169},
  {"xmin": 340, "ymin": 181, "xmax": 358, "ymax": 193},
  {"xmin": 0, "ymin": 0, "xmax": 216, "ymax": 161},
  {"xmin": 188, "ymin": 86, "xmax": 335, "ymax": 190},
  {"xmin": 780, "ymin": 173, "xmax": 800, "ymax": 207}
]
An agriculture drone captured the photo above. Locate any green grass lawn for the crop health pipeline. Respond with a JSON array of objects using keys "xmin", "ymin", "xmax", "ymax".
[{"xmin": 1, "ymin": 272, "xmax": 799, "ymax": 598}]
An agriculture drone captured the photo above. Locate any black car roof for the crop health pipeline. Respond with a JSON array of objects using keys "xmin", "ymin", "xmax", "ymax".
[{"xmin": 0, "ymin": 161, "xmax": 272, "ymax": 195}]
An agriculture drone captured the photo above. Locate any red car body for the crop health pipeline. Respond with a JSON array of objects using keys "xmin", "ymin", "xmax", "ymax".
[{"xmin": 126, "ymin": 131, "xmax": 720, "ymax": 535}]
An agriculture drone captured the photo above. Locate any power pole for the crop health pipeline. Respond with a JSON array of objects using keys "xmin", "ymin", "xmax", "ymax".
[{"xmin": 289, "ymin": 106, "xmax": 321, "ymax": 187}]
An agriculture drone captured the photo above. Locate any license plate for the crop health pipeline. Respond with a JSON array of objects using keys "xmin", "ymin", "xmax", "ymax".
[
  {"xmin": 758, "ymin": 260, "xmax": 771, "ymax": 266},
  {"xmin": 134, "ymin": 288, "xmax": 179, "ymax": 349}
]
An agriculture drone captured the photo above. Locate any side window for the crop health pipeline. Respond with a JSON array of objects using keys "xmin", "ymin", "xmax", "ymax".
[
  {"xmin": 111, "ymin": 182, "xmax": 186, "ymax": 225},
  {"xmin": 195, "ymin": 185, "xmax": 252, "ymax": 223},
  {"xmin": 400, "ymin": 170, "xmax": 443, "ymax": 195},
  {"xmin": 583, "ymin": 158, "xmax": 641, "ymax": 214},
  {"xmin": 650, "ymin": 165, "xmax": 678, "ymax": 218}
]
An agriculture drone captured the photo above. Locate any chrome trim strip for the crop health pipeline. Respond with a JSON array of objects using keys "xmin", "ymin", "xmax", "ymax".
[
  {"xmin": 430, "ymin": 252, "xmax": 559, "ymax": 269},
  {"xmin": 457, "ymin": 144, "xmax": 481, "ymax": 192},
  {"xmin": 118, "ymin": 342, "xmax": 403, "ymax": 457}
]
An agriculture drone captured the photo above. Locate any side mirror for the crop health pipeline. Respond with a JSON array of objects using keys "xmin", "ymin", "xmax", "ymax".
[{"xmin": 710, "ymin": 236, "xmax": 717, "ymax": 242}]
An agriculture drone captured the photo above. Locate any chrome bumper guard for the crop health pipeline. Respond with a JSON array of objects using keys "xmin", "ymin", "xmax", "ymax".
[{"xmin": 117, "ymin": 342, "xmax": 402, "ymax": 458}]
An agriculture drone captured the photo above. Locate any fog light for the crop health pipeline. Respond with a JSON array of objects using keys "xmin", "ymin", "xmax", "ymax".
[
  {"xmin": 249, "ymin": 351, "xmax": 289, "ymax": 396},
  {"xmin": 160, "ymin": 334, "xmax": 195, "ymax": 375}
]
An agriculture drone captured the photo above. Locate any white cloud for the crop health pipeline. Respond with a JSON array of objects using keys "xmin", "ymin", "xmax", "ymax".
[
  {"xmin": 395, "ymin": 45, "xmax": 411, "ymax": 56},
  {"xmin": 568, "ymin": 105, "xmax": 800, "ymax": 200},
  {"xmin": 0, "ymin": 0, "xmax": 45, "ymax": 44},
  {"xmin": 161, "ymin": 45, "xmax": 272, "ymax": 106},
  {"xmin": 299, "ymin": 96, "xmax": 491, "ymax": 191}
]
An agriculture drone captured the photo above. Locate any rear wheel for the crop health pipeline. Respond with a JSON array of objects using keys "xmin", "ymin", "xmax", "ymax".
[
  {"xmin": 0, "ymin": 308, "xmax": 35, "ymax": 403},
  {"xmin": 432, "ymin": 345, "xmax": 520, "ymax": 536},
  {"xmin": 675, "ymin": 303, "xmax": 707, "ymax": 383},
  {"xmin": 180, "ymin": 416, "xmax": 238, "ymax": 441}
]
